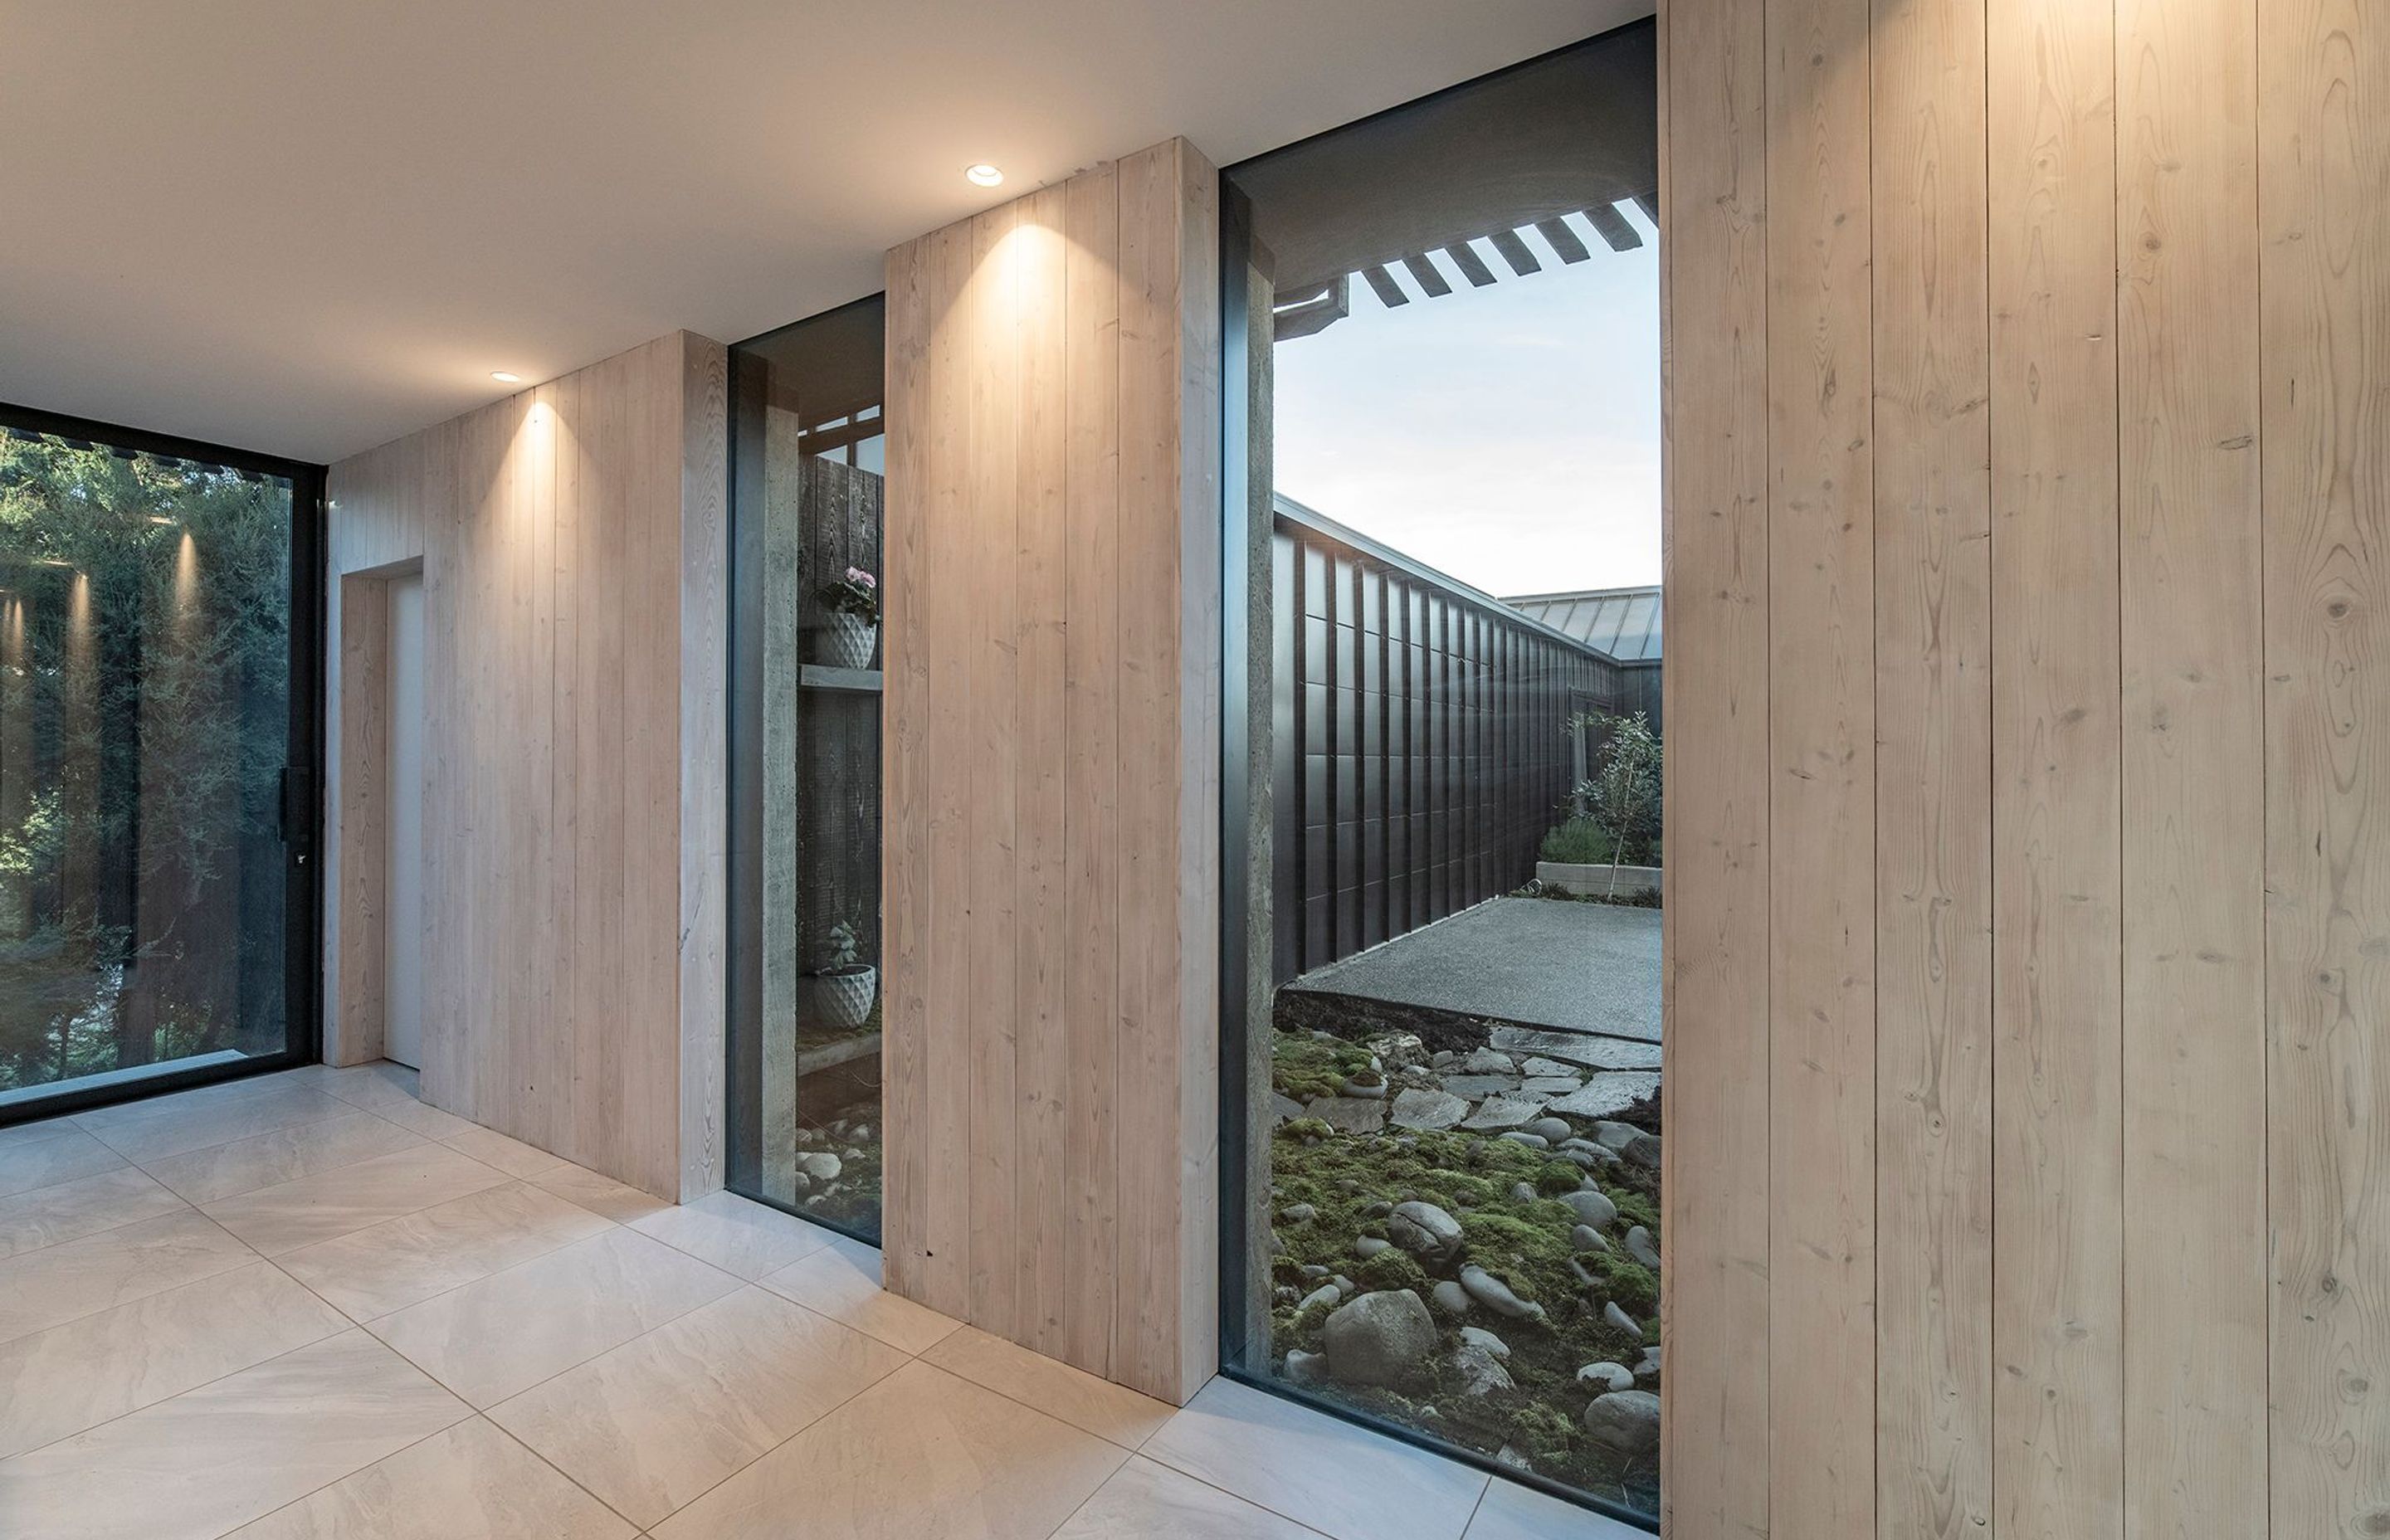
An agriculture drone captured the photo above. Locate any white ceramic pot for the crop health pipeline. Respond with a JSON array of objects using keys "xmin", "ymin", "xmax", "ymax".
[
  {"xmin": 821, "ymin": 612, "xmax": 879, "ymax": 670},
  {"xmin": 808, "ymin": 965, "xmax": 878, "ymax": 1031}
]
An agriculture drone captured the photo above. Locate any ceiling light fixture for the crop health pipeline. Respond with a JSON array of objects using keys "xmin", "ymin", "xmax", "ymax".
[
  {"xmin": 490, "ymin": 370, "xmax": 522, "ymax": 384},
  {"xmin": 964, "ymin": 163, "xmax": 1004, "ymax": 188}
]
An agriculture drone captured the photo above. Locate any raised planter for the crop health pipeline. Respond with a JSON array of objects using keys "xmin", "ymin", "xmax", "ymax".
[{"xmin": 1536, "ymin": 860, "xmax": 1662, "ymax": 901}]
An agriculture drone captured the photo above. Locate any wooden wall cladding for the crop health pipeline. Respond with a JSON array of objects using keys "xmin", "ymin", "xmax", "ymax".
[
  {"xmin": 881, "ymin": 139, "xmax": 1222, "ymax": 1406},
  {"xmin": 1662, "ymin": 0, "xmax": 2388, "ymax": 1532},
  {"xmin": 322, "ymin": 331, "xmax": 728, "ymax": 1201}
]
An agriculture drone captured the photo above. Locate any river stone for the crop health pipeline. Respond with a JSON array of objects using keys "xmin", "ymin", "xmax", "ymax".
[
  {"xmin": 1386, "ymin": 1201, "xmax": 1464, "ymax": 1265},
  {"xmin": 1454, "ymin": 1326, "xmax": 1514, "ymax": 1396},
  {"xmin": 1572, "ymin": 1224, "xmax": 1612, "ymax": 1253},
  {"xmin": 794, "ymin": 1152, "xmax": 842, "ymax": 1181},
  {"xmin": 1509, "ymin": 1182, "xmax": 1539, "ymax": 1205},
  {"xmin": 1592, "ymin": 1120, "xmax": 1644, "ymax": 1150},
  {"xmin": 1562, "ymin": 1189, "xmax": 1618, "ymax": 1229},
  {"xmin": 1306, "ymin": 1095, "xmax": 1387, "ymax": 1135},
  {"xmin": 1578, "ymin": 1361, "xmax": 1636, "ymax": 1392},
  {"xmin": 1278, "ymin": 1202, "xmax": 1318, "ymax": 1224},
  {"xmin": 1271, "ymin": 1092, "xmax": 1304, "ymax": 1123},
  {"xmin": 1322, "ymin": 1289, "xmax": 1437, "ymax": 1389},
  {"xmin": 1460, "ymin": 1096, "xmax": 1544, "ymax": 1132},
  {"xmin": 1583, "ymin": 1391, "xmax": 1663, "ymax": 1458},
  {"xmin": 1459, "ymin": 1264, "xmax": 1546, "ymax": 1321},
  {"xmin": 1299, "ymin": 1283, "xmax": 1341, "ymax": 1313},
  {"xmin": 1524, "ymin": 1117, "xmax": 1575, "ymax": 1143},
  {"xmin": 1604, "ymin": 1300, "xmax": 1641, "ymax": 1335},
  {"xmin": 1429, "ymin": 1279, "xmax": 1474, "ymax": 1316},
  {"xmin": 1285, "ymin": 1348, "xmax": 1329, "ymax": 1386},
  {"xmin": 1497, "ymin": 1133, "xmax": 1549, "ymax": 1152},
  {"xmin": 1354, "ymin": 1236, "xmax": 1392, "ymax": 1260},
  {"xmin": 1545, "ymin": 1073, "xmax": 1664, "ymax": 1121},
  {"xmin": 1625, "ymin": 1224, "xmax": 1661, "ymax": 1269},
  {"xmin": 1623, "ymin": 1133, "xmax": 1662, "ymax": 1169},
  {"xmin": 1389, "ymin": 1089, "xmax": 1470, "ymax": 1131}
]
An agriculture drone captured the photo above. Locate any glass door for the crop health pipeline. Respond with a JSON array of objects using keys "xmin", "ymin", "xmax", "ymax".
[{"xmin": 0, "ymin": 407, "xmax": 319, "ymax": 1123}]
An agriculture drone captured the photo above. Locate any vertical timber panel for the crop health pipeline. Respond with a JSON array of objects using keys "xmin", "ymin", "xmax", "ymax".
[
  {"xmin": 1767, "ymin": 0, "xmax": 1877, "ymax": 1528},
  {"xmin": 2116, "ymin": 0, "xmax": 2267, "ymax": 1533},
  {"xmin": 1661, "ymin": 0, "xmax": 1774, "ymax": 1532},
  {"xmin": 1988, "ymin": 0, "xmax": 2125, "ymax": 1532},
  {"xmin": 1871, "ymin": 0, "xmax": 1993, "ymax": 1530},
  {"xmin": 2264, "ymin": 0, "xmax": 2390, "ymax": 1531}
]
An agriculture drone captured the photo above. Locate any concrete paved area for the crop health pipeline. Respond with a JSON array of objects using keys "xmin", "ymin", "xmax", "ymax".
[{"xmin": 1285, "ymin": 895, "xmax": 1661, "ymax": 1042}]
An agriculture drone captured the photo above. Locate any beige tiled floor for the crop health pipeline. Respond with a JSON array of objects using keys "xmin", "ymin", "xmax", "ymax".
[{"xmin": 0, "ymin": 1065, "xmax": 1646, "ymax": 1539}]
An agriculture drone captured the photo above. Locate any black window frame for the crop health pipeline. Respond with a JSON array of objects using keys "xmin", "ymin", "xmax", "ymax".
[{"xmin": 0, "ymin": 400, "xmax": 324, "ymax": 1126}]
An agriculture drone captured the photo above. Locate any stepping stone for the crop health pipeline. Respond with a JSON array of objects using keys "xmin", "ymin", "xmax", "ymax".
[
  {"xmin": 1544, "ymin": 1072, "xmax": 1663, "ymax": 1120},
  {"xmin": 1441, "ymin": 1075, "xmax": 1522, "ymax": 1099},
  {"xmin": 1459, "ymin": 1095, "xmax": 1546, "ymax": 1132},
  {"xmin": 1307, "ymin": 1095, "xmax": 1388, "ymax": 1135},
  {"xmin": 1490, "ymin": 1027, "xmax": 1663, "ymax": 1072},
  {"xmin": 1522, "ymin": 1076, "xmax": 1584, "ymax": 1095},
  {"xmin": 1389, "ymin": 1088, "xmax": 1470, "ymax": 1130}
]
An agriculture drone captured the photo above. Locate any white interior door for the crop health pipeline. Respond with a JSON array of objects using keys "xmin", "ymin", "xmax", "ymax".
[{"xmin": 383, "ymin": 572, "xmax": 426, "ymax": 1070}]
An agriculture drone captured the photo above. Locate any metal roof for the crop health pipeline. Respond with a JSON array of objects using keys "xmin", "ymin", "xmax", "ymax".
[{"xmin": 1501, "ymin": 584, "xmax": 1662, "ymax": 661}]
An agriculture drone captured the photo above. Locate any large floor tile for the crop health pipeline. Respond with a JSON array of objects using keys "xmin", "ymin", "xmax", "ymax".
[
  {"xmin": 0, "ymin": 1164, "xmax": 188, "ymax": 1258},
  {"xmin": 758, "ymin": 1235, "xmax": 961, "ymax": 1354},
  {"xmin": 277, "ymin": 1179, "xmax": 614, "ymax": 1320},
  {"xmin": 0, "ymin": 1260, "xmax": 349, "ymax": 1458},
  {"xmin": 0, "ymin": 1123, "xmax": 126, "ymax": 1196},
  {"xmin": 368, "ymin": 1226, "xmax": 742, "ymax": 1406},
  {"xmin": 0, "ymin": 1114, "xmax": 85, "ymax": 1153},
  {"xmin": 0, "ymin": 1328, "xmax": 467, "ymax": 1540},
  {"xmin": 1464, "ymin": 1479, "xmax": 1650, "ymax": 1540},
  {"xmin": 139, "ymin": 1110, "xmax": 426, "ymax": 1205},
  {"xmin": 1052, "ymin": 1455, "xmax": 1331, "ymax": 1539},
  {"xmin": 80, "ymin": 1081, "xmax": 356, "ymax": 1164},
  {"xmin": 532, "ymin": 1162, "xmax": 674, "ymax": 1224},
  {"xmin": 224, "ymin": 1416, "xmax": 636, "ymax": 1540},
  {"xmin": 367, "ymin": 1096, "xmax": 478, "ymax": 1142},
  {"xmin": 441, "ymin": 1124, "xmax": 569, "ymax": 1178},
  {"xmin": 0, "ymin": 1208, "xmax": 255, "ymax": 1343},
  {"xmin": 1142, "ymin": 1378, "xmax": 1489, "ymax": 1540},
  {"xmin": 202, "ymin": 1141, "xmax": 511, "ymax": 1255},
  {"xmin": 652, "ymin": 1360, "xmax": 1127, "ymax": 1540},
  {"xmin": 922, "ymin": 1324, "xmax": 1177, "ymax": 1449},
  {"xmin": 310, "ymin": 1061, "xmax": 421, "ymax": 1113},
  {"xmin": 490, "ymin": 1284, "xmax": 908, "ymax": 1528},
  {"xmin": 630, "ymin": 1189, "xmax": 838, "ymax": 1280}
]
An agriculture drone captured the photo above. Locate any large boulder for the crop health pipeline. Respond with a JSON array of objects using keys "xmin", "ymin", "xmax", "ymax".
[
  {"xmin": 1386, "ymin": 1201, "xmax": 1464, "ymax": 1265},
  {"xmin": 1583, "ymin": 1390, "xmax": 1663, "ymax": 1459},
  {"xmin": 1453, "ymin": 1326, "xmax": 1514, "ymax": 1396},
  {"xmin": 1321, "ymin": 1289, "xmax": 1437, "ymax": 1389}
]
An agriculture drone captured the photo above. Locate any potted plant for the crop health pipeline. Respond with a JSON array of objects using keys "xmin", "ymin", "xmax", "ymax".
[
  {"xmin": 806, "ymin": 916, "xmax": 878, "ymax": 1031},
  {"xmin": 816, "ymin": 565, "xmax": 880, "ymax": 669}
]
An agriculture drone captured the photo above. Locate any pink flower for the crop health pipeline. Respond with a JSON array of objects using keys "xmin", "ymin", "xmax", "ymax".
[{"xmin": 846, "ymin": 568, "xmax": 876, "ymax": 589}]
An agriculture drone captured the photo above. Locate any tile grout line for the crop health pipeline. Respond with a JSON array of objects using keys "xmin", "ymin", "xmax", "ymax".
[{"xmin": 0, "ymin": 1206, "xmax": 263, "ymax": 1348}]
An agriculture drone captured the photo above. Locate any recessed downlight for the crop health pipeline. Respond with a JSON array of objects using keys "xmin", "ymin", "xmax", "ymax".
[
  {"xmin": 490, "ymin": 370, "xmax": 522, "ymax": 383},
  {"xmin": 964, "ymin": 163, "xmax": 1004, "ymax": 188}
]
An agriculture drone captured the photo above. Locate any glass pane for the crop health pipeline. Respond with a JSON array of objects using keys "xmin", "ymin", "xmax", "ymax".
[
  {"xmin": 726, "ymin": 296, "xmax": 886, "ymax": 1240},
  {"xmin": 1226, "ymin": 21, "xmax": 1664, "ymax": 1526},
  {"xmin": 0, "ymin": 427, "xmax": 295, "ymax": 1109}
]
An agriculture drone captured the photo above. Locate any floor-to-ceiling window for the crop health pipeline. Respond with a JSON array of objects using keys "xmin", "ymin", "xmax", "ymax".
[
  {"xmin": 724, "ymin": 298, "xmax": 887, "ymax": 1240},
  {"xmin": 0, "ymin": 407, "xmax": 319, "ymax": 1122},
  {"xmin": 1222, "ymin": 22, "xmax": 1664, "ymax": 1527}
]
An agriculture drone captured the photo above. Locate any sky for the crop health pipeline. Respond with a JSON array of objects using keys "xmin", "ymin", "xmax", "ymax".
[{"xmin": 1271, "ymin": 205, "xmax": 1662, "ymax": 598}]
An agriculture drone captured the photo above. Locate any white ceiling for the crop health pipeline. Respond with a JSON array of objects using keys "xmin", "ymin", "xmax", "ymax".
[{"xmin": 1, "ymin": 0, "xmax": 1651, "ymax": 465}]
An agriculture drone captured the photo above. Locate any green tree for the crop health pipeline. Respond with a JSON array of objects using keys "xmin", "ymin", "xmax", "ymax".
[{"xmin": 1566, "ymin": 709, "xmax": 1661, "ymax": 896}]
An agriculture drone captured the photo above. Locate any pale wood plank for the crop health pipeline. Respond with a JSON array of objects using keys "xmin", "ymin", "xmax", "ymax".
[
  {"xmin": 881, "ymin": 231, "xmax": 934, "ymax": 1299},
  {"xmin": 965, "ymin": 197, "xmax": 1025, "ymax": 1343},
  {"xmin": 1659, "ymin": 0, "xmax": 1774, "ymax": 1531},
  {"xmin": 679, "ymin": 332, "xmax": 730, "ymax": 1200},
  {"xmin": 2115, "ymin": 0, "xmax": 2269, "ymax": 1533},
  {"xmin": 335, "ymin": 572, "xmax": 392, "ymax": 1070},
  {"xmin": 1870, "ymin": 0, "xmax": 1994, "ymax": 1532},
  {"xmin": 1012, "ymin": 185, "xmax": 1073, "ymax": 1357},
  {"xmin": 2261, "ymin": 0, "xmax": 2390, "ymax": 1529},
  {"xmin": 1767, "ymin": 0, "xmax": 1877, "ymax": 1528},
  {"xmin": 1061, "ymin": 158, "xmax": 1124, "ymax": 1380},
  {"xmin": 1988, "ymin": 0, "xmax": 2124, "ymax": 1530}
]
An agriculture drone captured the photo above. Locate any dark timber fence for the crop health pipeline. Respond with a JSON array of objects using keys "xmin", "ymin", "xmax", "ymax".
[{"xmin": 1270, "ymin": 497, "xmax": 1627, "ymax": 985}]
